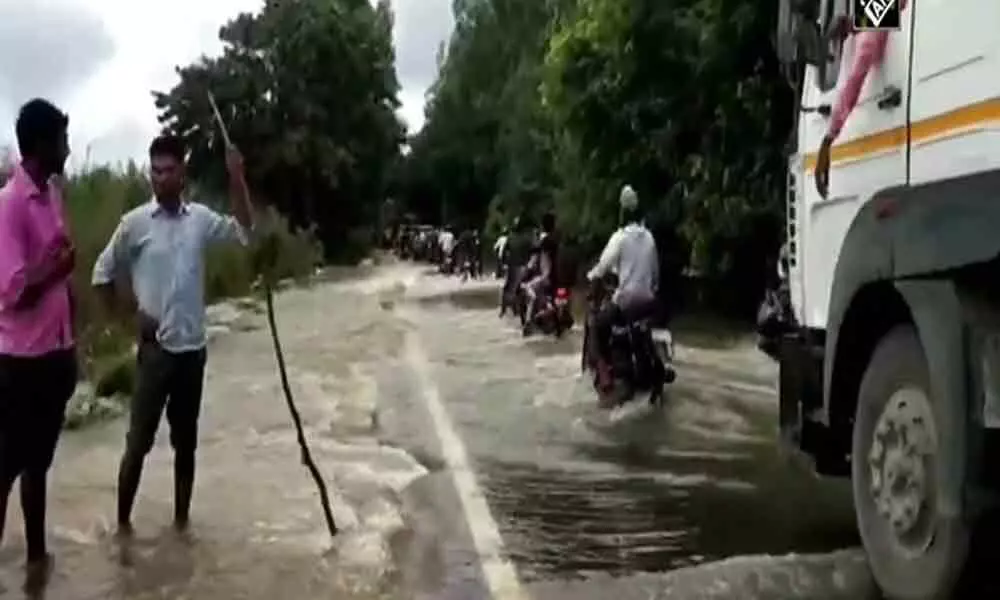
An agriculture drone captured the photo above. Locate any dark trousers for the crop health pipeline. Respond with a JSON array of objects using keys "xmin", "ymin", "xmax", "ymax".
[
  {"xmin": 117, "ymin": 340, "xmax": 206, "ymax": 526},
  {"xmin": 0, "ymin": 348, "xmax": 77, "ymax": 562},
  {"xmin": 472, "ymin": 247, "xmax": 482, "ymax": 277},
  {"xmin": 592, "ymin": 299, "xmax": 659, "ymax": 366},
  {"xmin": 499, "ymin": 265, "xmax": 522, "ymax": 316}
]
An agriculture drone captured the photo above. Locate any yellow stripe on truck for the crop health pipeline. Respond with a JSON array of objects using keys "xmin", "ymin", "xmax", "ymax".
[{"xmin": 803, "ymin": 97, "xmax": 1000, "ymax": 172}]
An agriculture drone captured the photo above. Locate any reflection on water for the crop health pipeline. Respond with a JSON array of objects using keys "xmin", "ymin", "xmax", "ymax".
[
  {"xmin": 0, "ymin": 268, "xmax": 864, "ymax": 599},
  {"xmin": 407, "ymin": 280, "xmax": 858, "ymax": 582}
]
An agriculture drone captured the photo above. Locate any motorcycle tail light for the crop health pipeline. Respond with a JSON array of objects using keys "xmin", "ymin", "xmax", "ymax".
[{"xmin": 556, "ymin": 288, "xmax": 569, "ymax": 299}]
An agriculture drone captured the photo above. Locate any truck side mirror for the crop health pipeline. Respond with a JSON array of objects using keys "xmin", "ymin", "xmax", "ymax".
[{"xmin": 776, "ymin": 0, "xmax": 824, "ymax": 67}]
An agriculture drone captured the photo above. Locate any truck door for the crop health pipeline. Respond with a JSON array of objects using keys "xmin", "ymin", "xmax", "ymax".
[
  {"xmin": 908, "ymin": 0, "xmax": 1000, "ymax": 186},
  {"xmin": 796, "ymin": 0, "xmax": 913, "ymax": 330}
]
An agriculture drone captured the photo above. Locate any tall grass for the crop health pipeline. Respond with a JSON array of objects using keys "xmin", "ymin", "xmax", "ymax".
[{"xmin": 1, "ymin": 158, "xmax": 323, "ymax": 389}]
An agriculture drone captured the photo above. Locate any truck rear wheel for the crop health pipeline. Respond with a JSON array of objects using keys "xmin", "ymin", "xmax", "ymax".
[{"xmin": 852, "ymin": 325, "xmax": 970, "ymax": 600}]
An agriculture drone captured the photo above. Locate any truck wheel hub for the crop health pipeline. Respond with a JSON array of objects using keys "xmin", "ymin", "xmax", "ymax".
[{"xmin": 867, "ymin": 387, "xmax": 938, "ymax": 555}]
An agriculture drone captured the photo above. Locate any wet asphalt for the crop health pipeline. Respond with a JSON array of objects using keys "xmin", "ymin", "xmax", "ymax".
[
  {"xmin": 0, "ymin": 264, "xmax": 882, "ymax": 599},
  {"xmin": 375, "ymin": 267, "xmax": 880, "ymax": 599}
]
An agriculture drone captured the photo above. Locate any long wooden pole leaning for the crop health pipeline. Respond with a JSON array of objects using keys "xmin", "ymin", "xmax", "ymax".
[{"xmin": 207, "ymin": 92, "xmax": 338, "ymax": 537}]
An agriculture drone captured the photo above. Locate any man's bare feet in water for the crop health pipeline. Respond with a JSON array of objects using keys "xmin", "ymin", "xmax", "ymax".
[
  {"xmin": 23, "ymin": 553, "xmax": 53, "ymax": 595},
  {"xmin": 114, "ymin": 523, "xmax": 135, "ymax": 566},
  {"xmin": 174, "ymin": 516, "xmax": 189, "ymax": 532},
  {"xmin": 173, "ymin": 518, "xmax": 195, "ymax": 544},
  {"xmin": 114, "ymin": 522, "xmax": 134, "ymax": 541}
]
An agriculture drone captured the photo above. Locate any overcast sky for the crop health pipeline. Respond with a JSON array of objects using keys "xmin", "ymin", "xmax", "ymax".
[{"xmin": 0, "ymin": 0, "xmax": 453, "ymax": 168}]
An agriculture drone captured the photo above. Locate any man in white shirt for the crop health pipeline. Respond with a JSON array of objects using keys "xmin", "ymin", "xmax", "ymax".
[
  {"xmin": 493, "ymin": 228, "xmax": 509, "ymax": 277},
  {"xmin": 438, "ymin": 227, "xmax": 456, "ymax": 262},
  {"xmin": 586, "ymin": 184, "xmax": 660, "ymax": 389}
]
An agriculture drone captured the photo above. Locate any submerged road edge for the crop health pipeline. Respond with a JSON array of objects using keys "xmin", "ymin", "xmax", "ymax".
[{"xmin": 403, "ymin": 329, "xmax": 528, "ymax": 600}]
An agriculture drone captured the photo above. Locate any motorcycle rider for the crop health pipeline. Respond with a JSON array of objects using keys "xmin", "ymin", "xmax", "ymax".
[
  {"xmin": 493, "ymin": 227, "xmax": 509, "ymax": 278},
  {"xmin": 757, "ymin": 242, "xmax": 794, "ymax": 359},
  {"xmin": 438, "ymin": 225, "xmax": 456, "ymax": 271},
  {"xmin": 522, "ymin": 212, "xmax": 559, "ymax": 330},
  {"xmin": 471, "ymin": 230, "xmax": 483, "ymax": 277},
  {"xmin": 456, "ymin": 228, "xmax": 479, "ymax": 279},
  {"xmin": 586, "ymin": 185, "xmax": 660, "ymax": 390},
  {"xmin": 454, "ymin": 228, "xmax": 472, "ymax": 277},
  {"xmin": 500, "ymin": 217, "xmax": 531, "ymax": 317}
]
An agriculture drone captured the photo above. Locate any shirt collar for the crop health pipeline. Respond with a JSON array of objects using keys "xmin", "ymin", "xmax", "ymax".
[
  {"xmin": 150, "ymin": 197, "xmax": 190, "ymax": 217},
  {"xmin": 10, "ymin": 164, "xmax": 50, "ymax": 201}
]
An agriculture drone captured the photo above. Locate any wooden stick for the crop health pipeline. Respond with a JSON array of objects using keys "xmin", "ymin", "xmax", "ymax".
[
  {"xmin": 206, "ymin": 92, "xmax": 233, "ymax": 147},
  {"xmin": 206, "ymin": 91, "xmax": 339, "ymax": 537}
]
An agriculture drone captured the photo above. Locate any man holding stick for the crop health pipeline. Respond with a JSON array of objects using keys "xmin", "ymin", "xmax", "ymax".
[{"xmin": 92, "ymin": 134, "xmax": 252, "ymax": 537}]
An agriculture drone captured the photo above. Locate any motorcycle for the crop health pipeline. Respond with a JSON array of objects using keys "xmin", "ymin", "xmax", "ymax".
[
  {"xmin": 439, "ymin": 253, "xmax": 456, "ymax": 275},
  {"xmin": 581, "ymin": 275, "xmax": 676, "ymax": 408},
  {"xmin": 459, "ymin": 254, "xmax": 477, "ymax": 281},
  {"xmin": 756, "ymin": 280, "xmax": 795, "ymax": 361},
  {"xmin": 523, "ymin": 286, "xmax": 575, "ymax": 337}
]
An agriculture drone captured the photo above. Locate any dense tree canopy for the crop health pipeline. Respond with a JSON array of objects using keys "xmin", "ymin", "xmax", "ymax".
[
  {"xmin": 396, "ymin": 0, "xmax": 795, "ymax": 315},
  {"xmin": 154, "ymin": 0, "xmax": 405, "ymax": 261}
]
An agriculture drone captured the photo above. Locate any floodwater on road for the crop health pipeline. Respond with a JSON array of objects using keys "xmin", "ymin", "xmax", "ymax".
[
  {"xmin": 0, "ymin": 264, "xmax": 878, "ymax": 599},
  {"xmin": 0, "ymin": 271, "xmax": 427, "ymax": 599},
  {"xmin": 375, "ymin": 266, "xmax": 877, "ymax": 599}
]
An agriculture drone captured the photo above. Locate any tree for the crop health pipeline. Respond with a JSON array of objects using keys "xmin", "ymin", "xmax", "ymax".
[
  {"xmin": 398, "ymin": 0, "xmax": 794, "ymax": 316},
  {"xmin": 154, "ymin": 0, "xmax": 405, "ymax": 261}
]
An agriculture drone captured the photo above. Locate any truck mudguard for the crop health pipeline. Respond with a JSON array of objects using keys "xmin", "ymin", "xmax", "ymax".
[{"xmin": 823, "ymin": 170, "xmax": 1000, "ymax": 508}]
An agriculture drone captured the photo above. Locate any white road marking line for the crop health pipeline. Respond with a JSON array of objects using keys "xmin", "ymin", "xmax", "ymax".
[{"xmin": 404, "ymin": 331, "xmax": 528, "ymax": 600}]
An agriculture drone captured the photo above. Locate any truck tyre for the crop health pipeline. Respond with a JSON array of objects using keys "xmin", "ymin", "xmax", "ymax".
[{"xmin": 852, "ymin": 325, "xmax": 970, "ymax": 600}]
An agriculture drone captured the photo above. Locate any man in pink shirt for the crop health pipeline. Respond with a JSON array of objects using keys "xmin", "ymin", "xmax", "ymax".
[
  {"xmin": 0, "ymin": 99, "xmax": 76, "ymax": 592},
  {"xmin": 814, "ymin": 0, "xmax": 909, "ymax": 197}
]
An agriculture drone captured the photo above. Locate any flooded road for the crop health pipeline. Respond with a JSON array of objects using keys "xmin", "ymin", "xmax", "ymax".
[
  {"xmin": 378, "ymin": 269, "xmax": 878, "ymax": 599},
  {"xmin": 1, "ymin": 264, "xmax": 879, "ymax": 598},
  {"xmin": 1, "ymin": 271, "xmax": 427, "ymax": 599}
]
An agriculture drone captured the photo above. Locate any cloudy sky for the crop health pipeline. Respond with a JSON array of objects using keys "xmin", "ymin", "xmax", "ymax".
[{"xmin": 0, "ymin": 0, "xmax": 453, "ymax": 168}]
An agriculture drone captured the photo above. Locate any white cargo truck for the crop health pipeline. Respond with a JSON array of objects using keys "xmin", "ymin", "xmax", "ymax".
[{"xmin": 774, "ymin": 1, "xmax": 1000, "ymax": 598}]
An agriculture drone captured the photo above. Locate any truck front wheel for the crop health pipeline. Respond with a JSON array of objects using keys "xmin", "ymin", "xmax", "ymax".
[{"xmin": 851, "ymin": 325, "xmax": 970, "ymax": 600}]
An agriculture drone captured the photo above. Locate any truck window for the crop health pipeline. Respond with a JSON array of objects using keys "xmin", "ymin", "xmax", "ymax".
[{"xmin": 816, "ymin": 0, "xmax": 848, "ymax": 92}]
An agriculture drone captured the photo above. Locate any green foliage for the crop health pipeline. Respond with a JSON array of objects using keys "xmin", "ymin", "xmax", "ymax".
[
  {"xmin": 152, "ymin": 0, "xmax": 405, "ymax": 262},
  {"xmin": 92, "ymin": 351, "xmax": 138, "ymax": 398},
  {"xmin": 63, "ymin": 165, "xmax": 151, "ymax": 373},
  {"xmin": 396, "ymin": 0, "xmax": 795, "ymax": 316},
  {"xmin": 0, "ymin": 0, "xmax": 401, "ymax": 428},
  {"xmin": 246, "ymin": 206, "xmax": 325, "ymax": 285},
  {"xmin": 394, "ymin": 0, "xmax": 568, "ymax": 229}
]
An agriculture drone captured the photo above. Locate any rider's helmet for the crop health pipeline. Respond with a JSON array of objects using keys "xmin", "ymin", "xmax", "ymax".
[
  {"xmin": 619, "ymin": 184, "xmax": 641, "ymax": 224},
  {"xmin": 619, "ymin": 184, "xmax": 639, "ymax": 209}
]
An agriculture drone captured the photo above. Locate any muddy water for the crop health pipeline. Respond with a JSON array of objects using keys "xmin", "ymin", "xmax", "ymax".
[
  {"xmin": 0, "ymin": 265, "xmax": 875, "ymax": 599},
  {"xmin": 0, "ymin": 275, "xmax": 426, "ymax": 599},
  {"xmin": 395, "ymin": 276, "xmax": 870, "ymax": 597}
]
